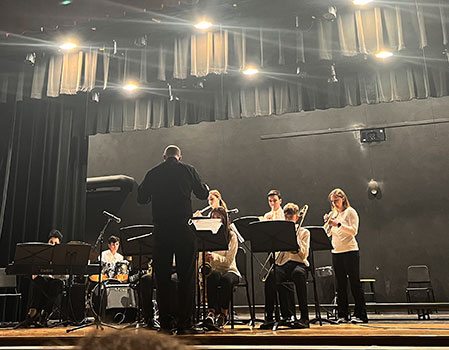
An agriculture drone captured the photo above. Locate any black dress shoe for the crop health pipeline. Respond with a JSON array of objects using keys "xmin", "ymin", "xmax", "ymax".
[
  {"xmin": 177, "ymin": 326, "xmax": 205, "ymax": 335},
  {"xmin": 259, "ymin": 319, "xmax": 275, "ymax": 330}
]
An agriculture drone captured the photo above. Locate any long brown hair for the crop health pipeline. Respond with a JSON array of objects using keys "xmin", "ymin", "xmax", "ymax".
[
  {"xmin": 210, "ymin": 206, "xmax": 231, "ymax": 241},
  {"xmin": 328, "ymin": 188, "xmax": 351, "ymax": 210}
]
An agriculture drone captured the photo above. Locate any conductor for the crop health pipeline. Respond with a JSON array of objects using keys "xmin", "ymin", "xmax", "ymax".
[{"xmin": 137, "ymin": 145, "xmax": 209, "ymax": 334}]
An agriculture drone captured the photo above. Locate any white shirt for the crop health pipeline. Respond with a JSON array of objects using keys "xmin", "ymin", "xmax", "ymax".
[
  {"xmin": 99, "ymin": 250, "xmax": 124, "ymax": 264},
  {"xmin": 327, "ymin": 207, "xmax": 359, "ymax": 254},
  {"xmin": 210, "ymin": 230, "xmax": 241, "ymax": 278},
  {"xmin": 264, "ymin": 207, "xmax": 285, "ymax": 221},
  {"xmin": 276, "ymin": 227, "xmax": 310, "ymax": 267}
]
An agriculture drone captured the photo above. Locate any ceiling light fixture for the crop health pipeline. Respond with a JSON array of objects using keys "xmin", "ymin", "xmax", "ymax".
[
  {"xmin": 59, "ymin": 41, "xmax": 78, "ymax": 50},
  {"xmin": 242, "ymin": 67, "xmax": 259, "ymax": 76},
  {"xmin": 122, "ymin": 82, "xmax": 139, "ymax": 92},
  {"xmin": 353, "ymin": 0, "xmax": 374, "ymax": 5},
  {"xmin": 194, "ymin": 20, "xmax": 213, "ymax": 30}
]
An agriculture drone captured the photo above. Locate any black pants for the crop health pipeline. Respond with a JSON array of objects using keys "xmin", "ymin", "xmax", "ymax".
[
  {"xmin": 206, "ymin": 271, "xmax": 239, "ymax": 313},
  {"xmin": 153, "ymin": 222, "xmax": 196, "ymax": 329},
  {"xmin": 265, "ymin": 261, "xmax": 308, "ymax": 321},
  {"xmin": 29, "ymin": 276, "xmax": 64, "ymax": 314},
  {"xmin": 332, "ymin": 251, "xmax": 368, "ymax": 321}
]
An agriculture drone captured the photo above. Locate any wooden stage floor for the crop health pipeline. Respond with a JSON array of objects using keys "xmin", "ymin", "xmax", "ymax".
[{"xmin": 1, "ymin": 318, "xmax": 449, "ymax": 348}]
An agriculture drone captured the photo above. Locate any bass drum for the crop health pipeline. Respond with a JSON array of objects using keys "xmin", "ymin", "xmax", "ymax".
[{"xmin": 89, "ymin": 279, "xmax": 138, "ymax": 323}]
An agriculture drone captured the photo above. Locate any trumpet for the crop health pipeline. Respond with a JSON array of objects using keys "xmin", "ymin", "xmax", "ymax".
[
  {"xmin": 323, "ymin": 205, "xmax": 338, "ymax": 230},
  {"xmin": 259, "ymin": 204, "xmax": 308, "ymax": 283}
]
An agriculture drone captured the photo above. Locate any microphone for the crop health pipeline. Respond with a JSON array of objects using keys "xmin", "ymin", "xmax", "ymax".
[
  {"xmin": 103, "ymin": 211, "xmax": 121, "ymax": 224},
  {"xmin": 227, "ymin": 208, "xmax": 239, "ymax": 214}
]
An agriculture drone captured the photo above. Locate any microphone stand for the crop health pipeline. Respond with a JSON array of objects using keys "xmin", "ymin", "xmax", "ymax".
[{"xmin": 67, "ymin": 217, "xmax": 117, "ymax": 333}]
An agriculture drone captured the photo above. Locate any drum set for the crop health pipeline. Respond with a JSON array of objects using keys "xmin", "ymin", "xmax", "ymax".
[{"xmin": 88, "ymin": 260, "xmax": 138, "ymax": 323}]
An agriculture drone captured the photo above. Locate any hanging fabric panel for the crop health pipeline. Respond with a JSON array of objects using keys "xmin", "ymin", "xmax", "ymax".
[
  {"xmin": 318, "ymin": 19, "xmax": 334, "ymax": 61},
  {"xmin": 47, "ymin": 55, "xmax": 63, "ymax": 97},
  {"xmin": 174, "ymin": 36, "xmax": 189, "ymax": 79},
  {"xmin": 337, "ymin": 11, "xmax": 358, "ymax": 57},
  {"xmin": 212, "ymin": 30, "xmax": 228, "ymax": 74},
  {"xmin": 441, "ymin": 1, "xmax": 449, "ymax": 46},
  {"xmin": 30, "ymin": 56, "xmax": 48, "ymax": 99},
  {"xmin": 60, "ymin": 52, "xmax": 83, "ymax": 95},
  {"xmin": 80, "ymin": 49, "xmax": 98, "ymax": 92},
  {"xmin": 191, "ymin": 32, "xmax": 213, "ymax": 77}
]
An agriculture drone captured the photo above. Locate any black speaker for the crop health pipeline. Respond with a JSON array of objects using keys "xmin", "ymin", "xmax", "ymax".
[{"xmin": 64, "ymin": 283, "xmax": 86, "ymax": 323}]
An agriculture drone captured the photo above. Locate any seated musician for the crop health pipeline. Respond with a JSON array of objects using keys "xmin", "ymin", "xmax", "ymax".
[
  {"xmin": 99, "ymin": 235, "xmax": 123, "ymax": 266},
  {"xmin": 203, "ymin": 206, "xmax": 241, "ymax": 328},
  {"xmin": 261, "ymin": 203, "xmax": 310, "ymax": 329},
  {"xmin": 194, "ymin": 189, "xmax": 228, "ymax": 217},
  {"xmin": 23, "ymin": 229, "xmax": 65, "ymax": 327}
]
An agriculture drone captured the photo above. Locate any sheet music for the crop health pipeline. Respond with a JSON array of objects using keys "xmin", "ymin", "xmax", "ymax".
[{"xmin": 191, "ymin": 218, "xmax": 222, "ymax": 234}]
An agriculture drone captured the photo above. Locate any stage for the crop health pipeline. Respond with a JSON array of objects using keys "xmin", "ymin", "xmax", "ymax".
[{"xmin": 1, "ymin": 314, "xmax": 449, "ymax": 349}]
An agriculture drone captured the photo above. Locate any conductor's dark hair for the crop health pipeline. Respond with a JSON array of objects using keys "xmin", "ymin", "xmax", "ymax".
[{"xmin": 48, "ymin": 229, "xmax": 63, "ymax": 241}]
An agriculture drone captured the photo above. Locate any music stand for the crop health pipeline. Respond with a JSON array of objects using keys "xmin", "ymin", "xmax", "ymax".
[
  {"xmin": 119, "ymin": 225, "xmax": 154, "ymax": 329},
  {"xmin": 13, "ymin": 243, "xmax": 54, "ymax": 265},
  {"xmin": 51, "ymin": 243, "xmax": 92, "ymax": 326},
  {"xmin": 232, "ymin": 216, "xmax": 260, "ymax": 325},
  {"xmin": 249, "ymin": 220, "xmax": 299, "ymax": 330},
  {"xmin": 304, "ymin": 226, "xmax": 335, "ymax": 326},
  {"xmin": 190, "ymin": 217, "xmax": 228, "ymax": 330}
]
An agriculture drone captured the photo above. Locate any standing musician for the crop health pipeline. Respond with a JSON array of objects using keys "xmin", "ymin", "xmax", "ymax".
[
  {"xmin": 262, "ymin": 204, "xmax": 310, "ymax": 329},
  {"xmin": 263, "ymin": 190, "xmax": 284, "ymax": 221},
  {"xmin": 194, "ymin": 189, "xmax": 228, "ymax": 217},
  {"xmin": 203, "ymin": 207, "xmax": 241, "ymax": 328},
  {"xmin": 137, "ymin": 145, "xmax": 209, "ymax": 335},
  {"xmin": 324, "ymin": 188, "xmax": 368, "ymax": 324},
  {"xmin": 260, "ymin": 189, "xmax": 294, "ymax": 327},
  {"xmin": 22, "ymin": 229, "xmax": 65, "ymax": 327}
]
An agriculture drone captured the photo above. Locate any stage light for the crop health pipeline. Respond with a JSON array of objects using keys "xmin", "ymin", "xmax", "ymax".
[
  {"xmin": 24, "ymin": 52, "xmax": 36, "ymax": 66},
  {"xmin": 242, "ymin": 67, "xmax": 259, "ymax": 76},
  {"xmin": 59, "ymin": 41, "xmax": 78, "ymax": 50},
  {"xmin": 60, "ymin": 0, "xmax": 72, "ymax": 5},
  {"xmin": 194, "ymin": 20, "xmax": 213, "ymax": 30},
  {"xmin": 122, "ymin": 82, "xmax": 139, "ymax": 92},
  {"xmin": 328, "ymin": 64, "xmax": 338, "ymax": 84},
  {"xmin": 368, "ymin": 180, "xmax": 380, "ymax": 196},
  {"xmin": 375, "ymin": 50, "xmax": 393, "ymax": 59},
  {"xmin": 322, "ymin": 6, "xmax": 337, "ymax": 21},
  {"xmin": 353, "ymin": 0, "xmax": 373, "ymax": 5}
]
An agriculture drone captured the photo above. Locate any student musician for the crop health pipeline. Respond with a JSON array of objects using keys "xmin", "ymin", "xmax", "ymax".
[
  {"xmin": 263, "ymin": 190, "xmax": 284, "ymax": 221},
  {"xmin": 99, "ymin": 235, "xmax": 123, "ymax": 265},
  {"xmin": 194, "ymin": 189, "xmax": 228, "ymax": 217},
  {"xmin": 22, "ymin": 229, "xmax": 65, "ymax": 327},
  {"xmin": 203, "ymin": 207, "xmax": 241, "ymax": 328},
  {"xmin": 324, "ymin": 188, "xmax": 368, "ymax": 324},
  {"xmin": 261, "ymin": 203, "xmax": 310, "ymax": 329}
]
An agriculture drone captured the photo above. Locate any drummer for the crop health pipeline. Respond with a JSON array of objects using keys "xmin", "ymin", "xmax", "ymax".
[{"xmin": 99, "ymin": 235, "xmax": 124, "ymax": 266}]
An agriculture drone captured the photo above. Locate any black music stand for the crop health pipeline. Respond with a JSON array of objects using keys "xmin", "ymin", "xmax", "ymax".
[
  {"xmin": 51, "ymin": 243, "xmax": 92, "ymax": 326},
  {"xmin": 12, "ymin": 243, "xmax": 54, "ymax": 265},
  {"xmin": 191, "ymin": 217, "xmax": 228, "ymax": 331},
  {"xmin": 249, "ymin": 220, "xmax": 299, "ymax": 330},
  {"xmin": 304, "ymin": 226, "xmax": 336, "ymax": 326},
  {"xmin": 232, "ymin": 216, "xmax": 261, "ymax": 325},
  {"xmin": 119, "ymin": 225, "xmax": 154, "ymax": 329}
]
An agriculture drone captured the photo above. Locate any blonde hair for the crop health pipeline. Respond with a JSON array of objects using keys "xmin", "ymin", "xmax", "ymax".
[
  {"xmin": 283, "ymin": 203, "xmax": 300, "ymax": 216},
  {"xmin": 209, "ymin": 189, "xmax": 228, "ymax": 211},
  {"xmin": 328, "ymin": 188, "xmax": 350, "ymax": 210}
]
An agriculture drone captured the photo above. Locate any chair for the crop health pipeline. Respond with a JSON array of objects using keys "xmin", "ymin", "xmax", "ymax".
[
  {"xmin": 229, "ymin": 247, "xmax": 255, "ymax": 329},
  {"xmin": 0, "ymin": 268, "xmax": 22, "ymax": 322},
  {"xmin": 405, "ymin": 265, "xmax": 435, "ymax": 319}
]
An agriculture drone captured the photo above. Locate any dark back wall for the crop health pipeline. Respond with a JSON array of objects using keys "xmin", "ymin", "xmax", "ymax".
[{"xmin": 87, "ymin": 96, "xmax": 449, "ymax": 304}]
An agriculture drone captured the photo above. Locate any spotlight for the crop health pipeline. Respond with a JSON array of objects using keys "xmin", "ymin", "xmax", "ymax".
[
  {"xmin": 194, "ymin": 20, "xmax": 213, "ymax": 30},
  {"xmin": 168, "ymin": 83, "xmax": 179, "ymax": 101},
  {"xmin": 91, "ymin": 91, "xmax": 100, "ymax": 103},
  {"xmin": 328, "ymin": 64, "xmax": 338, "ymax": 84},
  {"xmin": 242, "ymin": 67, "xmax": 259, "ymax": 76},
  {"xmin": 322, "ymin": 6, "xmax": 337, "ymax": 21},
  {"xmin": 122, "ymin": 82, "xmax": 139, "ymax": 92},
  {"xmin": 59, "ymin": 41, "xmax": 78, "ymax": 50},
  {"xmin": 353, "ymin": 0, "xmax": 373, "ymax": 5},
  {"xmin": 24, "ymin": 52, "xmax": 36, "ymax": 66},
  {"xmin": 60, "ymin": 0, "xmax": 72, "ymax": 5},
  {"xmin": 368, "ymin": 180, "xmax": 380, "ymax": 196},
  {"xmin": 375, "ymin": 50, "xmax": 393, "ymax": 59}
]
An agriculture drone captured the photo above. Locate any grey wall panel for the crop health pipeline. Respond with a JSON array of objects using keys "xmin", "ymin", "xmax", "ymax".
[{"xmin": 87, "ymin": 96, "xmax": 449, "ymax": 303}]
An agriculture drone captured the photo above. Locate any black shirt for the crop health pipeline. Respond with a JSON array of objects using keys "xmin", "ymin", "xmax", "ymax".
[{"xmin": 137, "ymin": 157, "xmax": 209, "ymax": 224}]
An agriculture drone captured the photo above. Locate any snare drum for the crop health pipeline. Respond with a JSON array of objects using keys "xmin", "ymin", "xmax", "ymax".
[
  {"xmin": 89, "ymin": 262, "xmax": 115, "ymax": 282},
  {"xmin": 114, "ymin": 261, "xmax": 130, "ymax": 283}
]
